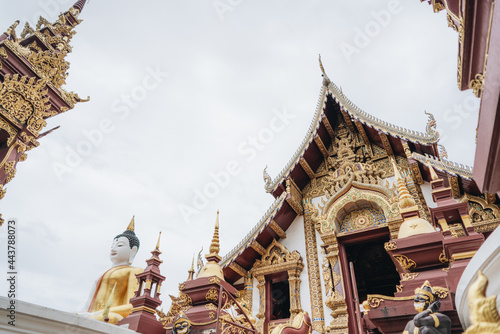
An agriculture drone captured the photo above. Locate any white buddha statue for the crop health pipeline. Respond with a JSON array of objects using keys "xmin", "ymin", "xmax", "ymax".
[{"xmin": 84, "ymin": 217, "xmax": 143, "ymax": 324}]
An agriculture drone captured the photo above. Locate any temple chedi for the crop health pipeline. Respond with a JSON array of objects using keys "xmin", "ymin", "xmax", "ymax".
[{"xmin": 1, "ymin": 1, "xmax": 500, "ymax": 334}]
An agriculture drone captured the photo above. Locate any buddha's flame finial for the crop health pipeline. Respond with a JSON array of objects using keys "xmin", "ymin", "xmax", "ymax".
[
  {"xmin": 126, "ymin": 216, "xmax": 135, "ymax": 231},
  {"xmin": 391, "ymin": 158, "xmax": 416, "ymax": 209},
  {"xmin": 102, "ymin": 283, "xmax": 116, "ymax": 320},
  {"xmin": 155, "ymin": 231, "xmax": 161, "ymax": 251},
  {"xmin": 209, "ymin": 211, "xmax": 220, "ymax": 255}
]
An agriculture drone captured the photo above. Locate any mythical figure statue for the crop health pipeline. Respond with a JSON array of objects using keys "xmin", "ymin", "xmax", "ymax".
[
  {"xmin": 403, "ymin": 281, "xmax": 451, "ymax": 334},
  {"xmin": 172, "ymin": 312, "xmax": 192, "ymax": 334},
  {"xmin": 84, "ymin": 217, "xmax": 143, "ymax": 324}
]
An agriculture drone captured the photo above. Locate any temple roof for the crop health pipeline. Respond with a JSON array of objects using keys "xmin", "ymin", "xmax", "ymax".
[
  {"xmin": 221, "ymin": 67, "xmax": 481, "ymax": 284},
  {"xmin": 264, "ymin": 66, "xmax": 439, "ymax": 197}
]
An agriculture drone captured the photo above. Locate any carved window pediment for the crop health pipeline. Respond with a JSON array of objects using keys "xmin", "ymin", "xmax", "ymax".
[
  {"xmin": 253, "ymin": 239, "xmax": 302, "ymax": 270},
  {"xmin": 251, "ymin": 240, "xmax": 304, "ymax": 334}
]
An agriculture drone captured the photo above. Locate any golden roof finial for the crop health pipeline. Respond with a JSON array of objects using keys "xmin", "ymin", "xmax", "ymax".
[
  {"xmin": 209, "ymin": 210, "xmax": 220, "ymax": 255},
  {"xmin": 126, "ymin": 216, "xmax": 135, "ymax": 231},
  {"xmin": 155, "ymin": 231, "xmax": 161, "ymax": 251},
  {"xmin": 391, "ymin": 158, "xmax": 416, "ymax": 209},
  {"xmin": 187, "ymin": 254, "xmax": 195, "ymax": 281}
]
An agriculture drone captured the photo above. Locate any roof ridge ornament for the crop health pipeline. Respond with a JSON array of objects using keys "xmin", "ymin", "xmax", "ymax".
[
  {"xmin": 263, "ymin": 165, "xmax": 271, "ymax": 189},
  {"xmin": 424, "ymin": 111, "xmax": 439, "ymax": 138},
  {"xmin": 318, "ymin": 54, "xmax": 330, "ymax": 86}
]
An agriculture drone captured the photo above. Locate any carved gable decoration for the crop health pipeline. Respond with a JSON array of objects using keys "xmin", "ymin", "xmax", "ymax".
[
  {"xmin": 253, "ymin": 239, "xmax": 302, "ymax": 271},
  {"xmin": 459, "ymin": 194, "xmax": 500, "ymax": 233},
  {"xmin": 460, "ymin": 194, "xmax": 500, "ymax": 222},
  {"xmin": 0, "ymin": 74, "xmax": 52, "ymax": 136}
]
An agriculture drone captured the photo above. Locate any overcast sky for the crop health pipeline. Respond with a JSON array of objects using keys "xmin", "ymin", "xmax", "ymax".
[{"xmin": 0, "ymin": 0, "xmax": 478, "ymax": 313}]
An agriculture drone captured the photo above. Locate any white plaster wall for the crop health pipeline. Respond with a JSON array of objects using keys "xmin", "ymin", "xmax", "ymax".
[
  {"xmin": 252, "ymin": 276, "xmax": 260, "ymax": 319},
  {"xmin": 280, "ymin": 215, "xmax": 311, "ymax": 318},
  {"xmin": 420, "ymin": 181, "xmax": 437, "ymax": 209}
]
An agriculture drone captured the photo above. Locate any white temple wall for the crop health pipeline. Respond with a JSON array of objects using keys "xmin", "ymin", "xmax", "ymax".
[
  {"xmin": 420, "ymin": 181, "xmax": 436, "ymax": 209},
  {"xmin": 280, "ymin": 214, "xmax": 311, "ymax": 317},
  {"xmin": 252, "ymin": 276, "xmax": 260, "ymax": 319}
]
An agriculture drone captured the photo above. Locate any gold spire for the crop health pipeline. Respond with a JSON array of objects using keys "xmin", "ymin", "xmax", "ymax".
[
  {"xmin": 102, "ymin": 283, "xmax": 116, "ymax": 320},
  {"xmin": 126, "ymin": 216, "xmax": 135, "ymax": 231},
  {"xmin": 209, "ymin": 211, "xmax": 220, "ymax": 255},
  {"xmin": 155, "ymin": 231, "xmax": 161, "ymax": 251},
  {"xmin": 187, "ymin": 254, "xmax": 195, "ymax": 281},
  {"xmin": 391, "ymin": 158, "xmax": 416, "ymax": 209}
]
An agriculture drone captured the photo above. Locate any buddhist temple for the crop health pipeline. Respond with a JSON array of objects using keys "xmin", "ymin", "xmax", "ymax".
[{"xmin": 1, "ymin": 1, "xmax": 500, "ymax": 334}]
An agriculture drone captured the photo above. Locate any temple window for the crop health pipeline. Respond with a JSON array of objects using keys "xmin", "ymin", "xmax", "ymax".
[
  {"xmin": 270, "ymin": 277, "xmax": 291, "ymax": 320},
  {"xmin": 251, "ymin": 240, "xmax": 304, "ymax": 334}
]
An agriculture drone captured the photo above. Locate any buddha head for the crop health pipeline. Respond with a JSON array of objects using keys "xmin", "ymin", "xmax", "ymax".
[
  {"xmin": 413, "ymin": 281, "xmax": 436, "ymax": 313},
  {"xmin": 110, "ymin": 218, "xmax": 140, "ymax": 267}
]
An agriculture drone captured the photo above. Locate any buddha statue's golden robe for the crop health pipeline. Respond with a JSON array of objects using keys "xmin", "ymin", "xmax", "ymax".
[{"xmin": 88, "ymin": 265, "xmax": 143, "ymax": 324}]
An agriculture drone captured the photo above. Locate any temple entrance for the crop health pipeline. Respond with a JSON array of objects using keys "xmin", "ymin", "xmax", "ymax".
[
  {"xmin": 345, "ymin": 239, "xmax": 400, "ymax": 302},
  {"xmin": 338, "ymin": 228, "xmax": 400, "ymax": 333}
]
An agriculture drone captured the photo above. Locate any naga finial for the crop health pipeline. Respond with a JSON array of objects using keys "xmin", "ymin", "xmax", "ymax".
[
  {"xmin": 263, "ymin": 165, "xmax": 271, "ymax": 187},
  {"xmin": 5, "ymin": 20, "xmax": 20, "ymax": 42},
  {"xmin": 319, "ymin": 54, "xmax": 330, "ymax": 86},
  {"xmin": 437, "ymin": 144, "xmax": 448, "ymax": 160},
  {"xmin": 424, "ymin": 111, "xmax": 438, "ymax": 137}
]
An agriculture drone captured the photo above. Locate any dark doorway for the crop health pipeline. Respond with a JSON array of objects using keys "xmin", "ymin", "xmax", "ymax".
[
  {"xmin": 345, "ymin": 239, "xmax": 400, "ymax": 302},
  {"xmin": 271, "ymin": 280, "xmax": 290, "ymax": 320}
]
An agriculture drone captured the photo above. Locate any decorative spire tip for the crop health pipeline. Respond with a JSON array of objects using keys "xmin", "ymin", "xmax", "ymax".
[
  {"xmin": 155, "ymin": 231, "xmax": 161, "ymax": 251},
  {"xmin": 208, "ymin": 211, "xmax": 220, "ymax": 255}
]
